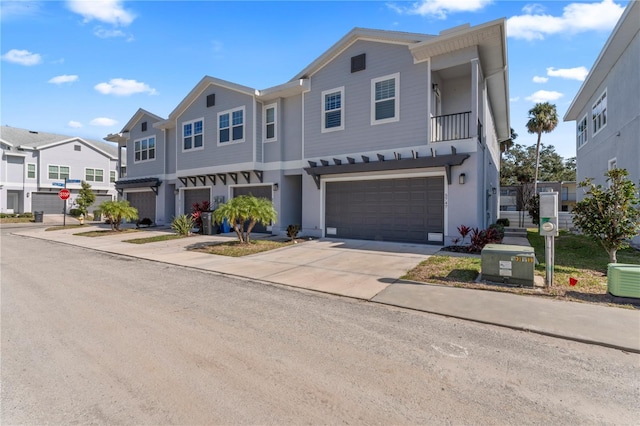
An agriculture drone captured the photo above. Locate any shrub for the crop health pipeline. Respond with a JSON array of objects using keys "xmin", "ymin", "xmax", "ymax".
[
  {"xmin": 470, "ymin": 227, "xmax": 503, "ymax": 252},
  {"xmin": 496, "ymin": 218, "xmax": 510, "ymax": 227},
  {"xmin": 489, "ymin": 223, "xmax": 505, "ymax": 240},
  {"xmin": 70, "ymin": 208, "xmax": 82, "ymax": 217},
  {"xmin": 286, "ymin": 224, "xmax": 300, "ymax": 241},
  {"xmin": 457, "ymin": 224, "xmax": 472, "ymax": 245},
  {"xmin": 171, "ymin": 214, "xmax": 193, "ymax": 236},
  {"xmin": 191, "ymin": 200, "xmax": 211, "ymax": 233}
]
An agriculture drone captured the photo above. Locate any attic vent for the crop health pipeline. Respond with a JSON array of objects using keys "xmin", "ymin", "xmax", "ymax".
[
  {"xmin": 351, "ymin": 53, "xmax": 366, "ymax": 73},
  {"xmin": 74, "ymin": 145, "xmax": 81, "ymax": 151},
  {"xmin": 29, "ymin": 130, "xmax": 38, "ymax": 134},
  {"xmin": 141, "ymin": 121, "xmax": 147, "ymax": 132},
  {"xmin": 206, "ymin": 94, "xmax": 215, "ymax": 107}
]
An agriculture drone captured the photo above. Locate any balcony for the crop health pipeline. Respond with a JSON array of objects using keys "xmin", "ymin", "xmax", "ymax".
[{"xmin": 431, "ymin": 111, "xmax": 472, "ymax": 142}]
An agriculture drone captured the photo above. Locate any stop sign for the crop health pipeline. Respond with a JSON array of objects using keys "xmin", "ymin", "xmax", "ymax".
[{"xmin": 58, "ymin": 189, "xmax": 71, "ymax": 200}]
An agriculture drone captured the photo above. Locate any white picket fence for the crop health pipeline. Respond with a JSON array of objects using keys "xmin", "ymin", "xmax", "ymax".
[{"xmin": 498, "ymin": 211, "xmax": 575, "ymax": 230}]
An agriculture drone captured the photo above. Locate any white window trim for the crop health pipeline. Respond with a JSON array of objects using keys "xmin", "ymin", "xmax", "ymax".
[
  {"xmin": 608, "ymin": 157, "xmax": 617, "ymax": 170},
  {"xmin": 110, "ymin": 170, "xmax": 116, "ymax": 183},
  {"xmin": 182, "ymin": 118, "xmax": 205, "ymax": 152},
  {"xmin": 217, "ymin": 106, "xmax": 246, "ymax": 146},
  {"xmin": 47, "ymin": 164, "xmax": 70, "ymax": 180},
  {"xmin": 85, "ymin": 168, "xmax": 105, "ymax": 183},
  {"xmin": 371, "ymin": 72, "xmax": 400, "ymax": 126},
  {"xmin": 27, "ymin": 163, "xmax": 36, "ymax": 179},
  {"xmin": 263, "ymin": 103, "xmax": 277, "ymax": 143},
  {"xmin": 591, "ymin": 89, "xmax": 607, "ymax": 137},
  {"xmin": 321, "ymin": 87, "xmax": 345, "ymax": 133},
  {"xmin": 133, "ymin": 136, "xmax": 157, "ymax": 163},
  {"xmin": 577, "ymin": 114, "xmax": 588, "ymax": 150}
]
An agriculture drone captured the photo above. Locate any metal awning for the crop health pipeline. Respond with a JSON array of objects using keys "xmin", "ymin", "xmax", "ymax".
[{"xmin": 115, "ymin": 177, "xmax": 162, "ymax": 195}]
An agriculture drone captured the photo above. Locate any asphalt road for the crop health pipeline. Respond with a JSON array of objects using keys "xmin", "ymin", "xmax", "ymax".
[{"xmin": 2, "ymin": 227, "xmax": 639, "ymax": 425}]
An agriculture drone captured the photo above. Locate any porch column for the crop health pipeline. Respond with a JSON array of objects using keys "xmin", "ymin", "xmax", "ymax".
[
  {"xmin": 426, "ymin": 58, "xmax": 432, "ymax": 144},
  {"xmin": 470, "ymin": 58, "xmax": 480, "ymax": 140}
]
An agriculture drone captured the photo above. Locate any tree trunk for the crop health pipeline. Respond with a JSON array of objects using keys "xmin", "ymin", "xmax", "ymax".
[
  {"xmin": 609, "ymin": 248, "xmax": 617, "ymax": 264},
  {"xmin": 533, "ymin": 132, "xmax": 542, "ymax": 195}
]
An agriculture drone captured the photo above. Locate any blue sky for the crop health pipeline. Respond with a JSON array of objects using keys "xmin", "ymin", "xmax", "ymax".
[{"xmin": 0, "ymin": 0, "xmax": 630, "ymax": 160}]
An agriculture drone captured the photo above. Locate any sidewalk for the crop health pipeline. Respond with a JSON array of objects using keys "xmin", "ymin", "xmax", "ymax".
[{"xmin": 11, "ymin": 223, "xmax": 640, "ymax": 354}]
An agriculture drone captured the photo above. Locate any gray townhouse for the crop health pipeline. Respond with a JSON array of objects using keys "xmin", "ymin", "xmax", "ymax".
[
  {"xmin": 108, "ymin": 19, "xmax": 509, "ymax": 245},
  {"xmin": 564, "ymin": 0, "xmax": 639, "ymax": 245},
  {"xmin": 0, "ymin": 126, "xmax": 120, "ymax": 215}
]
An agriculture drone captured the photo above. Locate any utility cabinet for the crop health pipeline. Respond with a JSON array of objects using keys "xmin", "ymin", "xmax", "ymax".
[
  {"xmin": 481, "ymin": 244, "xmax": 535, "ymax": 287},
  {"xmin": 607, "ymin": 263, "xmax": 640, "ymax": 298}
]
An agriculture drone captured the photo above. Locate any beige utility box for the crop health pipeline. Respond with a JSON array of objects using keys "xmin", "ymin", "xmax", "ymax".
[{"xmin": 481, "ymin": 244, "xmax": 535, "ymax": 287}]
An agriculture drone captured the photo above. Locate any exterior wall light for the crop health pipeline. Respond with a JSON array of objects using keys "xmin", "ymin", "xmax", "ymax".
[
  {"xmin": 459, "ymin": 173, "xmax": 466, "ymax": 185},
  {"xmin": 273, "ymin": 183, "xmax": 279, "ymax": 191}
]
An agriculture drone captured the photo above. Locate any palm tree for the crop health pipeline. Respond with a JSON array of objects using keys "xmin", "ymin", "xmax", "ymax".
[
  {"xmin": 213, "ymin": 195, "xmax": 277, "ymax": 243},
  {"xmin": 99, "ymin": 200, "xmax": 139, "ymax": 231},
  {"xmin": 526, "ymin": 102, "xmax": 558, "ymax": 194}
]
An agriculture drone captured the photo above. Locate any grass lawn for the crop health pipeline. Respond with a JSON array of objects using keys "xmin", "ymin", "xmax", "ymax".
[
  {"xmin": 0, "ymin": 217, "xmax": 34, "ymax": 224},
  {"xmin": 404, "ymin": 230, "xmax": 640, "ymax": 308},
  {"xmin": 45, "ymin": 224, "xmax": 86, "ymax": 231},
  {"xmin": 124, "ymin": 234, "xmax": 188, "ymax": 244},
  {"xmin": 191, "ymin": 238, "xmax": 301, "ymax": 257},
  {"xmin": 73, "ymin": 229, "xmax": 140, "ymax": 237}
]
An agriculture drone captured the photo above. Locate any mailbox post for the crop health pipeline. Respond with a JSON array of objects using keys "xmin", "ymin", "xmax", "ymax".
[{"xmin": 539, "ymin": 191, "xmax": 559, "ymax": 287}]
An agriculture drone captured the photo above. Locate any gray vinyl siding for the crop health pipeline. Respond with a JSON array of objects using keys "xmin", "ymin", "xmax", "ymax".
[
  {"xmin": 304, "ymin": 40, "xmax": 429, "ymax": 158},
  {"xmin": 126, "ymin": 113, "xmax": 165, "ymax": 178},
  {"xmin": 176, "ymin": 85, "xmax": 255, "ymax": 171},
  {"xmin": 282, "ymin": 95, "xmax": 303, "ymax": 162},
  {"xmin": 166, "ymin": 127, "xmax": 176, "ymax": 174},
  {"xmin": 39, "ymin": 141, "xmax": 114, "ymax": 190},
  {"xmin": 577, "ymin": 31, "xmax": 640, "ymax": 190},
  {"xmin": 5, "ymin": 155, "xmax": 24, "ymax": 184},
  {"xmin": 440, "ymin": 75, "xmax": 471, "ymax": 116}
]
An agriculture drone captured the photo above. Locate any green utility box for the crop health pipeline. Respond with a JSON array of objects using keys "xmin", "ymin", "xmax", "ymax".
[
  {"xmin": 481, "ymin": 244, "xmax": 535, "ymax": 287},
  {"xmin": 607, "ymin": 263, "xmax": 640, "ymax": 298}
]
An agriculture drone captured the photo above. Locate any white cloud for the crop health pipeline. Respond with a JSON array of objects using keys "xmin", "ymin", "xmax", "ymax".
[
  {"xmin": 546, "ymin": 66, "xmax": 589, "ymax": 81},
  {"xmin": 522, "ymin": 3, "xmax": 545, "ymax": 15},
  {"xmin": 532, "ymin": 76, "xmax": 548, "ymax": 83},
  {"xmin": 66, "ymin": 0, "xmax": 135, "ymax": 26},
  {"xmin": 510, "ymin": 96, "xmax": 520, "ymax": 102},
  {"xmin": 507, "ymin": 0, "xmax": 625, "ymax": 40},
  {"xmin": 388, "ymin": 0, "xmax": 492, "ymax": 19},
  {"xmin": 48, "ymin": 74, "xmax": 79, "ymax": 84},
  {"xmin": 526, "ymin": 90, "xmax": 564, "ymax": 103},
  {"xmin": 67, "ymin": 120, "xmax": 83, "ymax": 128},
  {"xmin": 94, "ymin": 27, "xmax": 126, "ymax": 38},
  {"xmin": 1, "ymin": 49, "xmax": 42, "ymax": 66},
  {"xmin": 0, "ymin": 1, "xmax": 44, "ymax": 21},
  {"xmin": 90, "ymin": 117, "xmax": 118, "ymax": 127},
  {"xmin": 94, "ymin": 78, "xmax": 157, "ymax": 96}
]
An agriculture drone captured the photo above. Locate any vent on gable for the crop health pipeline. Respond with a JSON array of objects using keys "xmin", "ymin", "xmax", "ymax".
[
  {"xmin": 141, "ymin": 121, "xmax": 147, "ymax": 132},
  {"xmin": 207, "ymin": 94, "xmax": 216, "ymax": 107},
  {"xmin": 351, "ymin": 53, "xmax": 366, "ymax": 73},
  {"xmin": 74, "ymin": 145, "xmax": 81, "ymax": 151}
]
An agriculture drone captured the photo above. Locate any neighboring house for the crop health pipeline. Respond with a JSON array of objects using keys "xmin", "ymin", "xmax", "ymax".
[
  {"xmin": 500, "ymin": 182, "xmax": 576, "ymax": 212},
  {"xmin": 108, "ymin": 20, "xmax": 509, "ymax": 245},
  {"xmin": 564, "ymin": 0, "xmax": 639, "ymax": 198},
  {"xmin": 0, "ymin": 126, "xmax": 121, "ymax": 214}
]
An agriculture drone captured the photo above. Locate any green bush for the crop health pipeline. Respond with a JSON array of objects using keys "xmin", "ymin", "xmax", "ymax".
[
  {"xmin": 489, "ymin": 223, "xmax": 505, "ymax": 240},
  {"xmin": 496, "ymin": 218, "xmax": 510, "ymax": 227},
  {"xmin": 286, "ymin": 224, "xmax": 300, "ymax": 240},
  {"xmin": 70, "ymin": 208, "xmax": 82, "ymax": 217},
  {"xmin": 171, "ymin": 214, "xmax": 194, "ymax": 236}
]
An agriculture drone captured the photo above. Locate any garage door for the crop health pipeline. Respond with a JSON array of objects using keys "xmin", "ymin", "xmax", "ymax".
[
  {"xmin": 127, "ymin": 191, "xmax": 156, "ymax": 222},
  {"xmin": 325, "ymin": 177, "xmax": 444, "ymax": 244},
  {"xmin": 184, "ymin": 188, "xmax": 210, "ymax": 214},
  {"xmin": 91, "ymin": 195, "xmax": 113, "ymax": 211},
  {"xmin": 32, "ymin": 193, "xmax": 64, "ymax": 214},
  {"xmin": 233, "ymin": 185, "xmax": 273, "ymax": 233}
]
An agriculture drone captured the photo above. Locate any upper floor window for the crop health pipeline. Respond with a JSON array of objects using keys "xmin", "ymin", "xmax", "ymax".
[
  {"xmin": 134, "ymin": 136, "xmax": 156, "ymax": 162},
  {"xmin": 577, "ymin": 115, "xmax": 588, "ymax": 149},
  {"xmin": 264, "ymin": 104, "xmax": 277, "ymax": 142},
  {"xmin": 592, "ymin": 90, "xmax": 607, "ymax": 135},
  {"xmin": 218, "ymin": 107, "xmax": 245, "ymax": 144},
  {"xmin": 183, "ymin": 119, "xmax": 204, "ymax": 151},
  {"xmin": 27, "ymin": 163, "xmax": 36, "ymax": 179},
  {"xmin": 48, "ymin": 165, "xmax": 69, "ymax": 180},
  {"xmin": 321, "ymin": 87, "xmax": 344, "ymax": 132},
  {"xmin": 85, "ymin": 168, "xmax": 104, "ymax": 182},
  {"xmin": 110, "ymin": 170, "xmax": 116, "ymax": 183},
  {"xmin": 371, "ymin": 73, "xmax": 399, "ymax": 125}
]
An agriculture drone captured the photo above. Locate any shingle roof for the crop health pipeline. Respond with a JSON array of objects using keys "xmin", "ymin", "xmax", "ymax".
[{"xmin": 0, "ymin": 125, "xmax": 120, "ymax": 159}]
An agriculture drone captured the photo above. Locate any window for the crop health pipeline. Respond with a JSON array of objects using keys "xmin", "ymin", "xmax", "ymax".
[
  {"xmin": 351, "ymin": 53, "xmax": 366, "ymax": 73},
  {"xmin": 85, "ymin": 168, "xmax": 104, "ymax": 182},
  {"xmin": 27, "ymin": 163, "xmax": 36, "ymax": 179},
  {"xmin": 141, "ymin": 121, "xmax": 147, "ymax": 132},
  {"xmin": 321, "ymin": 87, "xmax": 344, "ymax": 132},
  {"xmin": 183, "ymin": 119, "xmax": 204, "ymax": 150},
  {"xmin": 371, "ymin": 73, "xmax": 399, "ymax": 125},
  {"xmin": 110, "ymin": 171, "xmax": 116, "ymax": 183},
  {"xmin": 74, "ymin": 145, "xmax": 81, "ymax": 151},
  {"xmin": 218, "ymin": 107, "xmax": 245, "ymax": 144},
  {"xmin": 592, "ymin": 90, "xmax": 607, "ymax": 135},
  {"xmin": 608, "ymin": 158, "xmax": 617, "ymax": 170},
  {"xmin": 134, "ymin": 136, "xmax": 156, "ymax": 162},
  {"xmin": 263, "ymin": 104, "xmax": 277, "ymax": 142},
  {"xmin": 48, "ymin": 165, "xmax": 69, "ymax": 180},
  {"xmin": 577, "ymin": 115, "xmax": 588, "ymax": 149}
]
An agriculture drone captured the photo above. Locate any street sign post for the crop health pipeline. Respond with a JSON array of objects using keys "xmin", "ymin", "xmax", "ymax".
[
  {"xmin": 52, "ymin": 182, "xmax": 64, "ymax": 187},
  {"xmin": 66, "ymin": 179, "xmax": 81, "ymax": 183}
]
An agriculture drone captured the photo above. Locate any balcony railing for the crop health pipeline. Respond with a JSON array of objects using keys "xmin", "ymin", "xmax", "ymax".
[{"xmin": 431, "ymin": 111, "xmax": 471, "ymax": 142}]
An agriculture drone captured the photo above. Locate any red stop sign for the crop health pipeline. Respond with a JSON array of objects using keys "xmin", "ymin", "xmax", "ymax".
[{"xmin": 58, "ymin": 189, "xmax": 71, "ymax": 200}]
